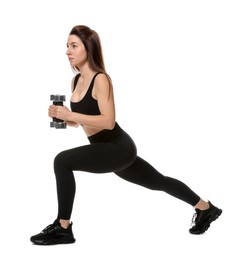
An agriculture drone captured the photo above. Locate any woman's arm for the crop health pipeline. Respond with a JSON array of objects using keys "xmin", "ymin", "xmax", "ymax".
[
  {"xmin": 65, "ymin": 121, "xmax": 80, "ymax": 127},
  {"xmin": 51, "ymin": 74, "xmax": 116, "ymax": 130},
  {"xmin": 69, "ymin": 73, "xmax": 116, "ymax": 129}
]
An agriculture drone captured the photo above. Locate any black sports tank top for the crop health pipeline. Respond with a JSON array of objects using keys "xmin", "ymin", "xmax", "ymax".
[{"xmin": 70, "ymin": 73, "xmax": 101, "ymax": 115}]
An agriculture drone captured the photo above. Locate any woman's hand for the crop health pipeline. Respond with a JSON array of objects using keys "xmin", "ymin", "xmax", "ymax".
[{"xmin": 48, "ymin": 105, "xmax": 72, "ymax": 122}]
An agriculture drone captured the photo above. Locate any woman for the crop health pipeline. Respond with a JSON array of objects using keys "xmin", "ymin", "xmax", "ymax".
[{"xmin": 30, "ymin": 25, "xmax": 222, "ymax": 245}]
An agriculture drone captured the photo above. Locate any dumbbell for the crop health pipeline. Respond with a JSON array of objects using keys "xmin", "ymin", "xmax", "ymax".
[{"xmin": 50, "ymin": 94, "xmax": 67, "ymax": 129}]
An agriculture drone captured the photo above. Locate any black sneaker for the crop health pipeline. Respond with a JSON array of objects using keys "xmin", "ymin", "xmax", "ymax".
[
  {"xmin": 30, "ymin": 219, "xmax": 76, "ymax": 245},
  {"xmin": 189, "ymin": 201, "xmax": 222, "ymax": 235}
]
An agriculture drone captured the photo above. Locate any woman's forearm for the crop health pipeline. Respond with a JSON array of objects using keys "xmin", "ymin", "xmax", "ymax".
[{"xmin": 65, "ymin": 121, "xmax": 80, "ymax": 128}]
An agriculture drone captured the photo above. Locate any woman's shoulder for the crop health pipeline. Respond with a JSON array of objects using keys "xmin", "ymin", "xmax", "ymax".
[
  {"xmin": 94, "ymin": 72, "xmax": 111, "ymax": 86},
  {"xmin": 93, "ymin": 72, "xmax": 113, "ymax": 98}
]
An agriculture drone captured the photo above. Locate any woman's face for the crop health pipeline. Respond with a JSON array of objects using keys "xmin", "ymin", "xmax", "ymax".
[{"xmin": 66, "ymin": 34, "xmax": 87, "ymax": 68}]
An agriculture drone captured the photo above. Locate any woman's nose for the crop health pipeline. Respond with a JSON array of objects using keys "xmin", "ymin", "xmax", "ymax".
[{"xmin": 66, "ymin": 48, "xmax": 71, "ymax": 55}]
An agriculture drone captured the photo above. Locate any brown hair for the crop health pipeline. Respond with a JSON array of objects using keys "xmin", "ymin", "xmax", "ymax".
[
  {"xmin": 69, "ymin": 25, "xmax": 107, "ymax": 74},
  {"xmin": 69, "ymin": 25, "xmax": 112, "ymax": 97}
]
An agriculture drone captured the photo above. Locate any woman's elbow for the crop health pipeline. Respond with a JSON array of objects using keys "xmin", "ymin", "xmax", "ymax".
[{"xmin": 106, "ymin": 119, "xmax": 116, "ymax": 130}]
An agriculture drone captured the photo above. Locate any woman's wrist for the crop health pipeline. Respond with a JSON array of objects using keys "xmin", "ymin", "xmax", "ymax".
[{"xmin": 67, "ymin": 111, "xmax": 75, "ymax": 122}]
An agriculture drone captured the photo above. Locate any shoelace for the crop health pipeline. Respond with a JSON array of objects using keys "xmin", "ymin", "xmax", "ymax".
[
  {"xmin": 190, "ymin": 212, "xmax": 199, "ymax": 227},
  {"xmin": 42, "ymin": 223, "xmax": 59, "ymax": 233}
]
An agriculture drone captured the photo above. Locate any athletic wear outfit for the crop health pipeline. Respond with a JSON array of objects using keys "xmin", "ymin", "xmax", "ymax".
[
  {"xmin": 56, "ymin": 72, "xmax": 201, "ymax": 219},
  {"xmin": 30, "ymin": 73, "xmax": 222, "ymax": 244}
]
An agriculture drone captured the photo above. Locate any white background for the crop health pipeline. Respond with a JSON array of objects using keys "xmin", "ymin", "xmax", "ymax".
[{"xmin": 0, "ymin": 0, "xmax": 243, "ymax": 259}]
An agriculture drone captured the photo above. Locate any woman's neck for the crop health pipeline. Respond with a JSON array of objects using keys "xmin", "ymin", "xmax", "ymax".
[{"xmin": 77, "ymin": 63, "xmax": 95, "ymax": 79}]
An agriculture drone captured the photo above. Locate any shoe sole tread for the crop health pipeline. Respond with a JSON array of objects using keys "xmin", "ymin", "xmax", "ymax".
[{"xmin": 31, "ymin": 236, "xmax": 76, "ymax": 245}]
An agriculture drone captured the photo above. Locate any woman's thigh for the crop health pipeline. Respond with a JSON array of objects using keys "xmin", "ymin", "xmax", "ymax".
[{"xmin": 55, "ymin": 142, "xmax": 135, "ymax": 173}]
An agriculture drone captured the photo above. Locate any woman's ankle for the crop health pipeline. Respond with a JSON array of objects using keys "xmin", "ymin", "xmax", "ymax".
[
  {"xmin": 59, "ymin": 219, "xmax": 70, "ymax": 229},
  {"xmin": 194, "ymin": 199, "xmax": 210, "ymax": 211}
]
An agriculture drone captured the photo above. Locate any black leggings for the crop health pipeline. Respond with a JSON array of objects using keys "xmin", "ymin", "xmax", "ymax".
[{"xmin": 54, "ymin": 123, "xmax": 200, "ymax": 220}]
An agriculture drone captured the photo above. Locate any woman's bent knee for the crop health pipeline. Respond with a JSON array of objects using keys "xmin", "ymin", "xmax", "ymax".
[{"xmin": 54, "ymin": 151, "xmax": 70, "ymax": 172}]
